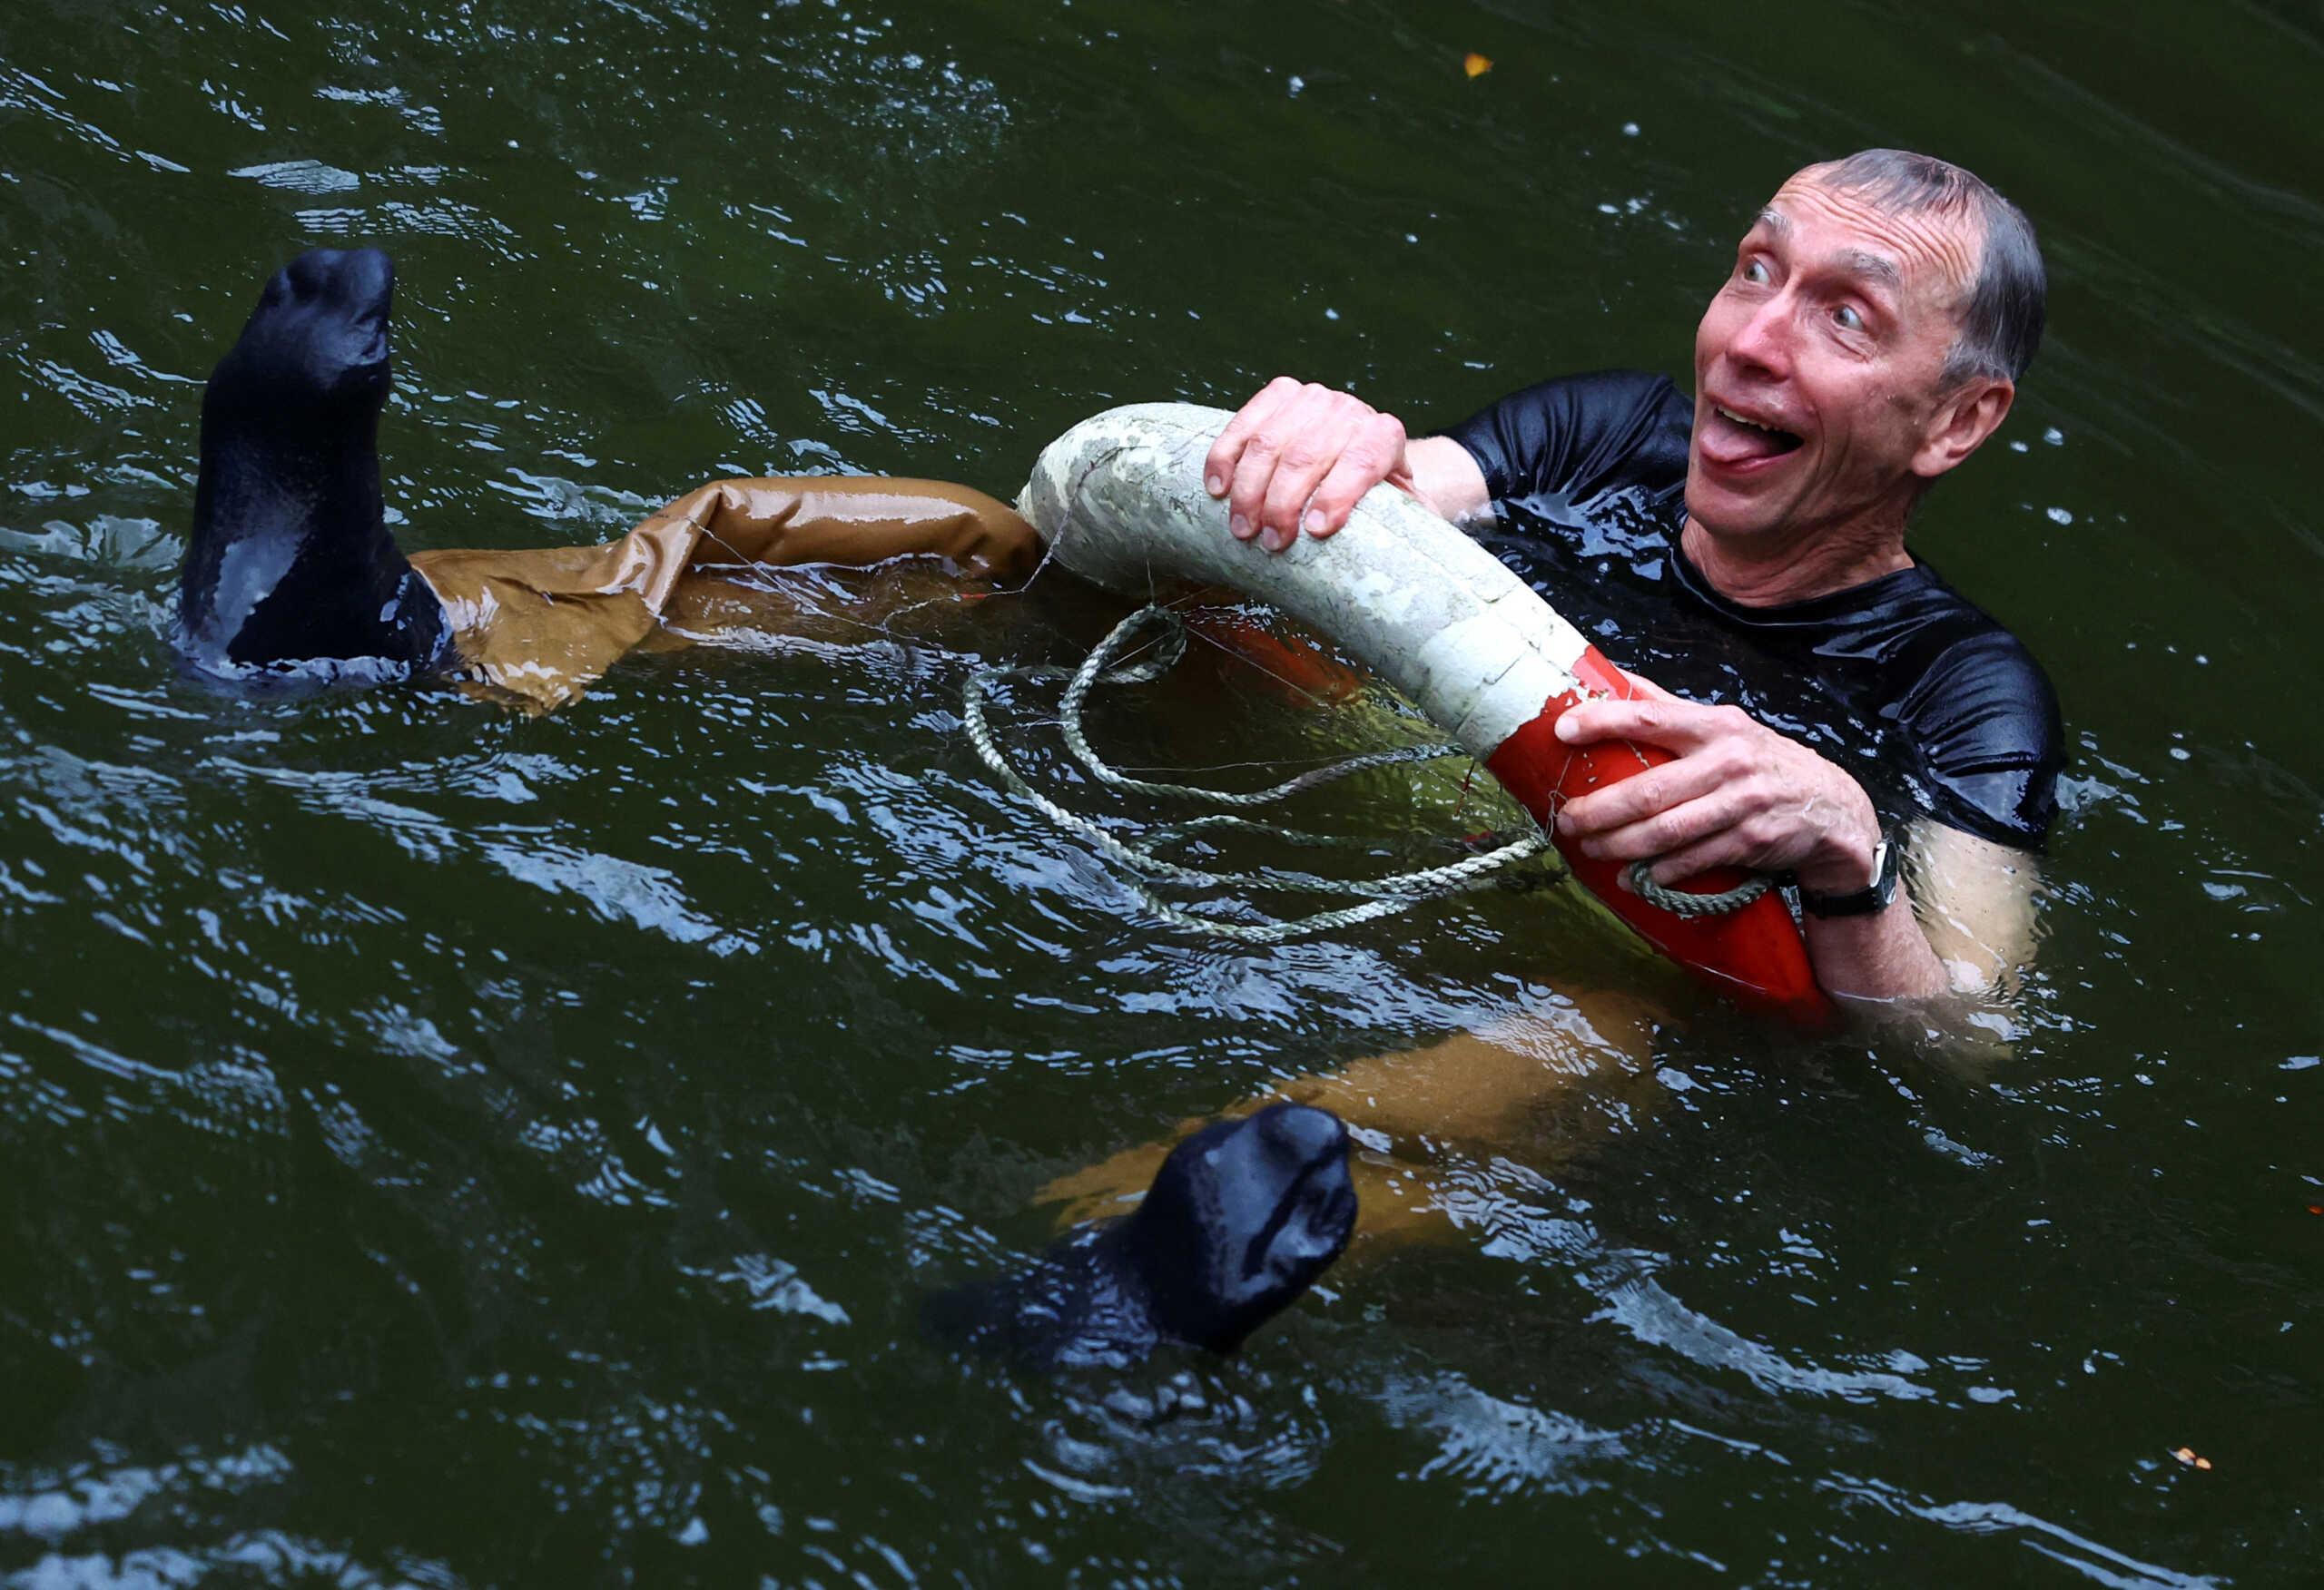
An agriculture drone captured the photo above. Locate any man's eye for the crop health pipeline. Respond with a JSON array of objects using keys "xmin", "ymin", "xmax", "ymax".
[
  {"xmin": 1741, "ymin": 260, "xmax": 1770, "ymax": 285},
  {"xmin": 1834, "ymin": 305, "xmax": 1865, "ymax": 331}
]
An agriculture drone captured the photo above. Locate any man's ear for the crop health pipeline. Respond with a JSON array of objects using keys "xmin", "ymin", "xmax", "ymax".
[{"xmin": 1912, "ymin": 376, "xmax": 2014, "ymax": 482}]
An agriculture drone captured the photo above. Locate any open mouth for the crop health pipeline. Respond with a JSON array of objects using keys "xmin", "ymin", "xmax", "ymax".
[{"xmin": 1703, "ymin": 403, "xmax": 1804, "ymax": 465}]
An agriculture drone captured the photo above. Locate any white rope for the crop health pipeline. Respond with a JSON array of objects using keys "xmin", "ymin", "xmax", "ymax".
[{"xmin": 964, "ymin": 605, "xmax": 1560, "ymax": 944}]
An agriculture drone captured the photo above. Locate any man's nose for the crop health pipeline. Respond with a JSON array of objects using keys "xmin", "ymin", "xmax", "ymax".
[{"xmin": 1727, "ymin": 293, "xmax": 1796, "ymax": 379}]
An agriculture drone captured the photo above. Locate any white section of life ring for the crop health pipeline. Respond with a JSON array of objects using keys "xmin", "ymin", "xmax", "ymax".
[{"xmin": 1017, "ymin": 403, "xmax": 1591, "ymax": 758}]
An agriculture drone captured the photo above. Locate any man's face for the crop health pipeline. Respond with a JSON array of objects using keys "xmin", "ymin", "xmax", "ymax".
[{"xmin": 1687, "ymin": 172, "xmax": 1984, "ymax": 545}]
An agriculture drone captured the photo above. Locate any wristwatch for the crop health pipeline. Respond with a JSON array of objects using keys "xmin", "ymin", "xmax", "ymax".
[{"xmin": 1797, "ymin": 833, "xmax": 1901, "ymax": 918}]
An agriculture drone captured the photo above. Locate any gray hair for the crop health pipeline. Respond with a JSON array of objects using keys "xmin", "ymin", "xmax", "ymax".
[{"xmin": 1807, "ymin": 148, "xmax": 2046, "ymax": 388}]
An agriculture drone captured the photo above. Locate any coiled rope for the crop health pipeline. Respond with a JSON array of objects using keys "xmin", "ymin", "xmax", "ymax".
[{"xmin": 963, "ymin": 604, "xmax": 1560, "ymax": 944}]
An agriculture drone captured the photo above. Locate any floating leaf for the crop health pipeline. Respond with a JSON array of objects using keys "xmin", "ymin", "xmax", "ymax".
[{"xmin": 1463, "ymin": 52, "xmax": 1493, "ymax": 78}]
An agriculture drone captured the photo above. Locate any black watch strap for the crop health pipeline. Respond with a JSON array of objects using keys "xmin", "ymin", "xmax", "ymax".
[{"xmin": 1797, "ymin": 834, "xmax": 1901, "ymax": 918}]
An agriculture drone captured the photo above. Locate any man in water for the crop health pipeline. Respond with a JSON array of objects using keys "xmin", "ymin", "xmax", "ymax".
[{"xmin": 1200, "ymin": 148, "xmax": 2061, "ymax": 1006}]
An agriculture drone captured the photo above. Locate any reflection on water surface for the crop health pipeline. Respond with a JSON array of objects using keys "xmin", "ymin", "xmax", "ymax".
[{"xmin": 3, "ymin": 0, "xmax": 2320, "ymax": 1583}]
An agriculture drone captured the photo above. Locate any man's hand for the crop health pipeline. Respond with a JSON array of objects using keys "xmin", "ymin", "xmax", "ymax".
[
  {"xmin": 1553, "ymin": 675, "xmax": 1961, "ymax": 1002},
  {"xmin": 1204, "ymin": 378, "xmax": 1417, "ymax": 552},
  {"xmin": 1552, "ymin": 673, "xmax": 1970, "ymax": 999},
  {"xmin": 1551, "ymin": 674, "xmax": 1882, "ymax": 894}
]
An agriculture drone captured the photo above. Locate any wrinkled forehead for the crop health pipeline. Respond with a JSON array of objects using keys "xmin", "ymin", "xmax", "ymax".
[{"xmin": 1758, "ymin": 172, "xmax": 1982, "ymax": 309}]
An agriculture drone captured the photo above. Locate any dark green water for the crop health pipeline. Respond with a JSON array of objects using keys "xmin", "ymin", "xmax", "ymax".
[{"xmin": 5, "ymin": 0, "xmax": 2322, "ymax": 1583}]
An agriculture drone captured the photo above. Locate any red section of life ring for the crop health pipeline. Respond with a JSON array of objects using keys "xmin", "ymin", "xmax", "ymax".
[{"xmin": 1482, "ymin": 644, "xmax": 1831, "ymax": 1024}]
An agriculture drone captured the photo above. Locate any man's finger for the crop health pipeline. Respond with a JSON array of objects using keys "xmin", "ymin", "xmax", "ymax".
[
  {"xmin": 1635, "ymin": 832, "xmax": 1751, "ymax": 887},
  {"xmin": 1556, "ymin": 695, "xmax": 1726, "ymax": 754},
  {"xmin": 1226, "ymin": 424, "xmax": 1293, "ymax": 545},
  {"xmin": 1205, "ymin": 377, "xmax": 1300, "ymax": 502},
  {"xmin": 1231, "ymin": 384, "xmax": 1359, "ymax": 546},
  {"xmin": 1556, "ymin": 757, "xmax": 1729, "ymax": 839},
  {"xmin": 1258, "ymin": 428, "xmax": 1344, "ymax": 551},
  {"xmin": 1578, "ymin": 789, "xmax": 1748, "ymax": 869},
  {"xmin": 1304, "ymin": 414, "xmax": 1408, "ymax": 536},
  {"xmin": 1213, "ymin": 383, "xmax": 1303, "ymax": 541}
]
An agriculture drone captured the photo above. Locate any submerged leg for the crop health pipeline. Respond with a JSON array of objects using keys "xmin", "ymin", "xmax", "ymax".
[
  {"xmin": 407, "ymin": 476, "xmax": 1041, "ymax": 710},
  {"xmin": 931, "ymin": 1102, "xmax": 1358, "ymax": 1369},
  {"xmin": 1039, "ymin": 989, "xmax": 1659, "ymax": 1254},
  {"xmin": 178, "ymin": 247, "xmax": 1039, "ymax": 699}
]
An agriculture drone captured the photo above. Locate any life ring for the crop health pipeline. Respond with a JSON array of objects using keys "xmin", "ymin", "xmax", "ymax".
[{"xmin": 1018, "ymin": 402, "xmax": 1830, "ymax": 1024}]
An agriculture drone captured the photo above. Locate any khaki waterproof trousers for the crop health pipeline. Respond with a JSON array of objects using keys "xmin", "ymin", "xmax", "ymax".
[{"xmin": 407, "ymin": 476, "xmax": 1040, "ymax": 711}]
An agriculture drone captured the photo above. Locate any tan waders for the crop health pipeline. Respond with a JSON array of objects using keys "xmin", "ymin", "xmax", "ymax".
[{"xmin": 407, "ymin": 476, "xmax": 1041, "ymax": 711}]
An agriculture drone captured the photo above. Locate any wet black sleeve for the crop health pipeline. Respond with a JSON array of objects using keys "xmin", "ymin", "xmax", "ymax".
[
  {"xmin": 1438, "ymin": 369, "xmax": 1693, "ymax": 517},
  {"xmin": 1896, "ymin": 629, "xmax": 2064, "ymax": 849}
]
